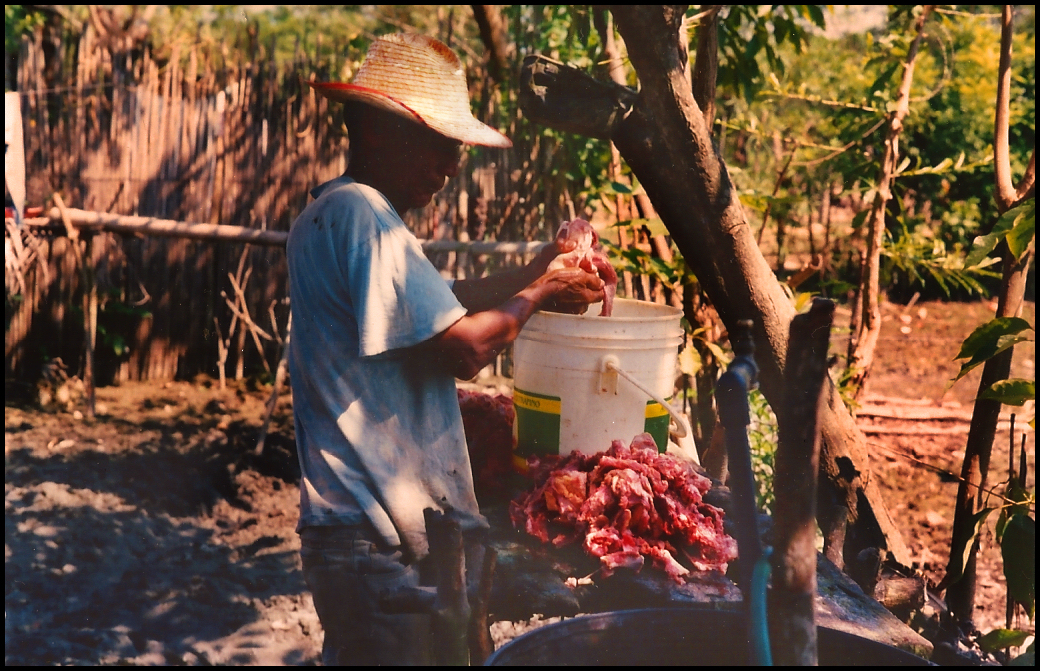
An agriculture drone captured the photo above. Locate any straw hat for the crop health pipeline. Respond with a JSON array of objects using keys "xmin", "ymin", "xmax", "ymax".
[{"xmin": 307, "ymin": 33, "xmax": 512, "ymax": 148}]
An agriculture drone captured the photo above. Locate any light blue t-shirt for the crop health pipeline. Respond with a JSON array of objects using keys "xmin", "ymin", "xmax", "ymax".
[{"xmin": 286, "ymin": 176, "xmax": 485, "ymax": 559}]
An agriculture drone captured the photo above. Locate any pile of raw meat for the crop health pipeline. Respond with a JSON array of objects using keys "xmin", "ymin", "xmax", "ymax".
[
  {"xmin": 547, "ymin": 218, "xmax": 619, "ymax": 317},
  {"xmin": 458, "ymin": 389, "xmax": 515, "ymax": 502},
  {"xmin": 510, "ymin": 433, "xmax": 737, "ymax": 583}
]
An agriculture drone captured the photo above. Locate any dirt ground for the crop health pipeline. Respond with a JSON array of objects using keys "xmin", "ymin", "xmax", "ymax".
[{"xmin": 5, "ymin": 298, "xmax": 1035, "ymax": 665}]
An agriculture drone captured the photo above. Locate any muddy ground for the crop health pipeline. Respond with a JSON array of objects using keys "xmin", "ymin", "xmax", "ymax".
[{"xmin": 5, "ymin": 298, "xmax": 1035, "ymax": 665}]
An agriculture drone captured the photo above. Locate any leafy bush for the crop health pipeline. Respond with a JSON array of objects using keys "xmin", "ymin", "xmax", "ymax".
[{"xmin": 747, "ymin": 389, "xmax": 779, "ymax": 516}]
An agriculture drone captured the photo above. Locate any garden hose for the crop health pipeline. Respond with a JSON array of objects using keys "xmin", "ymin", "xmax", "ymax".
[{"xmin": 750, "ymin": 547, "xmax": 774, "ymax": 666}]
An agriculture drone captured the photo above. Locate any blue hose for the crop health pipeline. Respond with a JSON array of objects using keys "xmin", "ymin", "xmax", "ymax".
[{"xmin": 750, "ymin": 547, "xmax": 773, "ymax": 666}]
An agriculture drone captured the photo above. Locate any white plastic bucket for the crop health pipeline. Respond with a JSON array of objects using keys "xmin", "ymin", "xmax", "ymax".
[{"xmin": 512, "ymin": 298, "xmax": 691, "ymax": 470}]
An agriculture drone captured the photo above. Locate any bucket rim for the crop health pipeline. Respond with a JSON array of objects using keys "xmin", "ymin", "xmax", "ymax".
[
  {"xmin": 534, "ymin": 297, "xmax": 684, "ymax": 323},
  {"xmin": 515, "ymin": 331, "xmax": 684, "ymax": 347}
]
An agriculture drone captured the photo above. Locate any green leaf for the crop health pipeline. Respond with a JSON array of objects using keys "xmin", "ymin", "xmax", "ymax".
[
  {"xmin": 945, "ymin": 507, "xmax": 995, "ymax": 586},
  {"xmin": 611, "ymin": 217, "xmax": 669, "ymax": 237},
  {"xmin": 603, "ymin": 181, "xmax": 635, "ymax": 196},
  {"xmin": 978, "ymin": 379, "xmax": 1036, "ymax": 406},
  {"xmin": 1006, "ymin": 200, "xmax": 1035, "ymax": 261},
  {"xmin": 704, "ymin": 340, "xmax": 731, "ymax": 364},
  {"xmin": 899, "ymin": 156, "xmax": 956, "ymax": 176},
  {"xmin": 678, "ymin": 345, "xmax": 702, "ymax": 377},
  {"xmin": 995, "ymin": 479, "xmax": 1034, "ymax": 542},
  {"xmin": 977, "ymin": 628, "xmax": 1032, "ymax": 654},
  {"xmin": 966, "ymin": 200, "xmax": 1035, "ymax": 267},
  {"xmin": 953, "ymin": 317, "xmax": 1033, "ymax": 382},
  {"xmin": 806, "ymin": 4, "xmax": 826, "ymax": 28},
  {"xmin": 792, "ymin": 291, "xmax": 815, "ymax": 312},
  {"xmin": 1001, "ymin": 514, "xmax": 1035, "ymax": 617}
]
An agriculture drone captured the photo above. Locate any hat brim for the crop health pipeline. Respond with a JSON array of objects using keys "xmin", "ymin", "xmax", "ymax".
[{"xmin": 307, "ymin": 81, "xmax": 512, "ymax": 149}]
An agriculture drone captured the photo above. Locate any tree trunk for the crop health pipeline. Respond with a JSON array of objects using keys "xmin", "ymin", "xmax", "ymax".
[
  {"xmin": 944, "ymin": 4, "xmax": 1036, "ymax": 626},
  {"xmin": 520, "ymin": 5, "xmax": 909, "ymax": 566},
  {"xmin": 944, "ymin": 247, "xmax": 1033, "ymax": 623},
  {"xmin": 471, "ymin": 5, "xmax": 513, "ymax": 86}
]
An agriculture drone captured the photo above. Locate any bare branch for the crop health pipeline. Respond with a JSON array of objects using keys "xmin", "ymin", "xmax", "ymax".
[
  {"xmin": 994, "ymin": 5, "xmax": 1035, "ymax": 213},
  {"xmin": 593, "ymin": 9, "xmax": 628, "ymax": 87},
  {"xmin": 471, "ymin": 5, "xmax": 514, "ymax": 85},
  {"xmin": 227, "ymin": 272, "xmax": 274, "ymax": 375},
  {"xmin": 994, "ymin": 5, "xmax": 1016, "ymax": 210},
  {"xmin": 1018, "ymin": 149, "xmax": 1036, "ymax": 203},
  {"xmin": 690, "ymin": 5, "xmax": 719, "ymax": 130}
]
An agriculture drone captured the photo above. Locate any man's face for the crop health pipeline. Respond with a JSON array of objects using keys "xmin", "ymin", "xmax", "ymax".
[{"xmin": 385, "ymin": 119, "xmax": 463, "ymax": 212}]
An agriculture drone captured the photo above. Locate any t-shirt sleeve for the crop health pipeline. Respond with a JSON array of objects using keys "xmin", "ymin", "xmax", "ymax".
[{"xmin": 345, "ymin": 211, "xmax": 467, "ymax": 358}]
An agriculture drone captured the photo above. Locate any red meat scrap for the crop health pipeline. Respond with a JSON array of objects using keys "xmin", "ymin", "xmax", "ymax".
[
  {"xmin": 509, "ymin": 433, "xmax": 737, "ymax": 583},
  {"xmin": 457, "ymin": 389, "xmax": 515, "ymax": 501}
]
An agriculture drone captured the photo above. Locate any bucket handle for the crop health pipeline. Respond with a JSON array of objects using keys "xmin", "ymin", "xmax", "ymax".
[{"xmin": 600, "ymin": 355, "xmax": 698, "ymax": 464}]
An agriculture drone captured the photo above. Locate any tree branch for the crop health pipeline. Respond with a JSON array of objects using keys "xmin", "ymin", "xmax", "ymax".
[
  {"xmin": 994, "ymin": 6, "xmax": 1036, "ymax": 211},
  {"xmin": 471, "ymin": 5, "xmax": 514, "ymax": 85},
  {"xmin": 690, "ymin": 5, "xmax": 720, "ymax": 131},
  {"xmin": 994, "ymin": 5, "xmax": 1016, "ymax": 210}
]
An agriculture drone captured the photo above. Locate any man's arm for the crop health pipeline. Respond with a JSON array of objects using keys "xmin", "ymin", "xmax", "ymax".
[
  {"xmin": 418, "ymin": 266, "xmax": 604, "ymax": 380},
  {"xmin": 450, "ymin": 234, "xmax": 577, "ymax": 312}
]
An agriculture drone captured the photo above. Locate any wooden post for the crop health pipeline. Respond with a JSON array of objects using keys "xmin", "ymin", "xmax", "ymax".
[
  {"xmin": 465, "ymin": 538, "xmax": 498, "ymax": 665},
  {"xmin": 82, "ymin": 232, "xmax": 98, "ymax": 419},
  {"xmin": 255, "ymin": 312, "xmax": 291, "ymax": 456},
  {"xmin": 54, "ymin": 194, "xmax": 96, "ymax": 419},
  {"xmin": 770, "ymin": 298, "xmax": 835, "ymax": 666},
  {"xmin": 424, "ymin": 508, "xmax": 471, "ymax": 666}
]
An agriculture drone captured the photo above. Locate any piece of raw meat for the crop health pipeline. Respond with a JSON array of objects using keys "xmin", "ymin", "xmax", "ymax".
[
  {"xmin": 457, "ymin": 389, "xmax": 515, "ymax": 503},
  {"xmin": 546, "ymin": 218, "xmax": 619, "ymax": 317},
  {"xmin": 509, "ymin": 433, "xmax": 737, "ymax": 583}
]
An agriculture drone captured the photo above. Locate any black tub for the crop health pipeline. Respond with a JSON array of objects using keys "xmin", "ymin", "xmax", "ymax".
[{"xmin": 486, "ymin": 607, "xmax": 933, "ymax": 666}]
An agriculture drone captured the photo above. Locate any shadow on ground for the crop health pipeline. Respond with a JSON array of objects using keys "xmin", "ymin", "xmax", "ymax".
[{"xmin": 5, "ymin": 401, "xmax": 320, "ymax": 666}]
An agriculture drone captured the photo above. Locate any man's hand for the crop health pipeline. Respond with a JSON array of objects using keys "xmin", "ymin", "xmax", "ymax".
[{"xmin": 537, "ymin": 266, "xmax": 605, "ymax": 315}]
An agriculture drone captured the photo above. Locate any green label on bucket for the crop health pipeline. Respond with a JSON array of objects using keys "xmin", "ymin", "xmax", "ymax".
[
  {"xmin": 644, "ymin": 401, "xmax": 670, "ymax": 453},
  {"xmin": 513, "ymin": 388, "xmax": 561, "ymax": 471}
]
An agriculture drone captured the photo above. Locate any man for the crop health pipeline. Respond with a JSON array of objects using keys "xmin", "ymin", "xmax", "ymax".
[{"xmin": 287, "ymin": 33, "xmax": 604, "ymax": 665}]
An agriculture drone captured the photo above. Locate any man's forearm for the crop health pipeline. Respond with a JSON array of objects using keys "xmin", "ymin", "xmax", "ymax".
[
  {"xmin": 451, "ymin": 248, "xmax": 555, "ymax": 312},
  {"xmin": 423, "ymin": 283, "xmax": 555, "ymax": 380}
]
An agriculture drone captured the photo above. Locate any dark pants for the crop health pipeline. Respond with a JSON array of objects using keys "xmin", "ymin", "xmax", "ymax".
[{"xmin": 300, "ymin": 525, "xmax": 432, "ymax": 666}]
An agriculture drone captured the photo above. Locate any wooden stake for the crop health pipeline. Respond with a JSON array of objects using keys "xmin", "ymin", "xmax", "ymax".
[
  {"xmin": 255, "ymin": 312, "xmax": 291, "ymax": 457},
  {"xmin": 55, "ymin": 194, "xmax": 96, "ymax": 419},
  {"xmin": 770, "ymin": 297, "xmax": 835, "ymax": 666},
  {"xmin": 424, "ymin": 508, "xmax": 471, "ymax": 666},
  {"xmin": 82, "ymin": 232, "xmax": 97, "ymax": 420}
]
